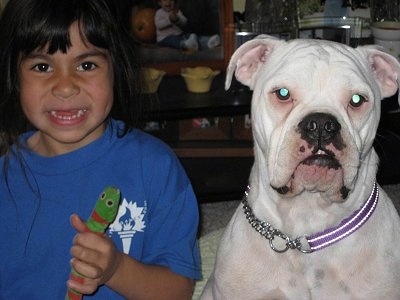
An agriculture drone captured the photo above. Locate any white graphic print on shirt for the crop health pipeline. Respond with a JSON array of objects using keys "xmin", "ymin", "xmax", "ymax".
[{"xmin": 108, "ymin": 198, "xmax": 147, "ymax": 254}]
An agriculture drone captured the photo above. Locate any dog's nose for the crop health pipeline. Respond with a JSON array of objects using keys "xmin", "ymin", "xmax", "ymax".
[{"xmin": 298, "ymin": 113, "xmax": 341, "ymax": 145}]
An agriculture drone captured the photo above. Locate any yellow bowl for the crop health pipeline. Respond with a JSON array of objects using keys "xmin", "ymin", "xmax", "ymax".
[
  {"xmin": 181, "ymin": 67, "xmax": 220, "ymax": 93},
  {"xmin": 142, "ymin": 68, "xmax": 166, "ymax": 93}
]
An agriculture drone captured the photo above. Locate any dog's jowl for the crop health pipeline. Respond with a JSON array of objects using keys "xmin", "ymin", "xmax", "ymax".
[{"xmin": 200, "ymin": 36, "xmax": 400, "ymax": 299}]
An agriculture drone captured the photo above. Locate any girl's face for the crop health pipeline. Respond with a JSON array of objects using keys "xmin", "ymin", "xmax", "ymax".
[
  {"xmin": 18, "ymin": 22, "xmax": 114, "ymax": 156},
  {"xmin": 159, "ymin": 0, "xmax": 175, "ymax": 12}
]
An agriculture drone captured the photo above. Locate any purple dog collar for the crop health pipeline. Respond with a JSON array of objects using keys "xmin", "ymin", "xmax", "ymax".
[{"xmin": 242, "ymin": 183, "xmax": 379, "ymax": 253}]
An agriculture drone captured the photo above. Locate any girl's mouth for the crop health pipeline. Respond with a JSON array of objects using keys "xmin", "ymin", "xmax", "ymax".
[{"xmin": 49, "ymin": 109, "xmax": 87, "ymax": 120}]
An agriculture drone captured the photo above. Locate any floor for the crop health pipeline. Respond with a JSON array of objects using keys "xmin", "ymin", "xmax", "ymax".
[{"xmin": 199, "ymin": 198, "xmax": 240, "ymax": 236}]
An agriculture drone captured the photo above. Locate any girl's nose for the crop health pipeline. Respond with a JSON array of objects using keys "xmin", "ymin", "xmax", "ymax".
[{"xmin": 51, "ymin": 74, "xmax": 80, "ymax": 100}]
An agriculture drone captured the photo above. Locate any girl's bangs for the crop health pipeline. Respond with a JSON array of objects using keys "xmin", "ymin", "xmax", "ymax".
[{"xmin": 16, "ymin": 3, "xmax": 111, "ymax": 55}]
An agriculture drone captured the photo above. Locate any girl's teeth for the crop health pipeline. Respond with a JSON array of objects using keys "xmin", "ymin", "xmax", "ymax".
[{"xmin": 50, "ymin": 109, "xmax": 87, "ymax": 120}]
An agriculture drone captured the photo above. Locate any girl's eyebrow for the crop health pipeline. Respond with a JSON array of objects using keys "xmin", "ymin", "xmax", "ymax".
[
  {"xmin": 23, "ymin": 52, "xmax": 48, "ymax": 60},
  {"xmin": 24, "ymin": 49, "xmax": 109, "ymax": 61},
  {"xmin": 75, "ymin": 50, "xmax": 110, "ymax": 61}
]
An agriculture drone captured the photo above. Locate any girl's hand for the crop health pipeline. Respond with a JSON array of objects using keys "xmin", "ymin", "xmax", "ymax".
[{"xmin": 67, "ymin": 214, "xmax": 122, "ymax": 295}]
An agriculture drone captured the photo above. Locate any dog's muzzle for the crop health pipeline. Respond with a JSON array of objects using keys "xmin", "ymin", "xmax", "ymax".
[{"xmin": 271, "ymin": 112, "xmax": 350, "ymax": 200}]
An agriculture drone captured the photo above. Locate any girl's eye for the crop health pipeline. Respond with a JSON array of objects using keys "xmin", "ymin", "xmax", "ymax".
[
  {"xmin": 275, "ymin": 88, "xmax": 291, "ymax": 101},
  {"xmin": 32, "ymin": 63, "xmax": 52, "ymax": 73},
  {"xmin": 349, "ymin": 94, "xmax": 366, "ymax": 108},
  {"xmin": 77, "ymin": 62, "xmax": 97, "ymax": 71}
]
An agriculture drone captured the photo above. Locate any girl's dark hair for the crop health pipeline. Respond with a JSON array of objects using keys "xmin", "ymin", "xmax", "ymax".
[{"xmin": 0, "ymin": 0, "xmax": 145, "ymax": 155}]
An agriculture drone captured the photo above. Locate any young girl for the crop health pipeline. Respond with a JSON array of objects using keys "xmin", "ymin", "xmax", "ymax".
[{"xmin": 0, "ymin": 0, "xmax": 201, "ymax": 299}]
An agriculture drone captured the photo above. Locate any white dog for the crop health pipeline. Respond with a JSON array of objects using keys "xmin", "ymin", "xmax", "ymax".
[{"xmin": 200, "ymin": 36, "xmax": 400, "ymax": 299}]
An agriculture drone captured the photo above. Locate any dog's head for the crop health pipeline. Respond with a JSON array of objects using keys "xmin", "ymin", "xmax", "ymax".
[{"xmin": 227, "ymin": 36, "xmax": 400, "ymax": 203}]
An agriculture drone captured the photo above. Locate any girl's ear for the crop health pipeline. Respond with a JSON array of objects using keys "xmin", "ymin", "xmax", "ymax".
[{"xmin": 225, "ymin": 35, "xmax": 283, "ymax": 90}]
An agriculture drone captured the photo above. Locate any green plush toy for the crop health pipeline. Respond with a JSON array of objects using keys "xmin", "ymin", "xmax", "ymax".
[{"xmin": 66, "ymin": 186, "xmax": 121, "ymax": 300}]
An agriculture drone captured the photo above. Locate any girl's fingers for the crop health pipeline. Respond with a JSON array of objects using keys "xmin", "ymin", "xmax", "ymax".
[
  {"xmin": 70, "ymin": 243, "xmax": 103, "ymax": 272},
  {"xmin": 70, "ymin": 256, "xmax": 102, "ymax": 280}
]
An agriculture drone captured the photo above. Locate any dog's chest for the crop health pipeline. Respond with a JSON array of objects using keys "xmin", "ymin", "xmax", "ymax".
[
  {"xmin": 218, "ymin": 212, "xmax": 398, "ymax": 299},
  {"xmin": 229, "ymin": 252, "xmax": 384, "ymax": 299}
]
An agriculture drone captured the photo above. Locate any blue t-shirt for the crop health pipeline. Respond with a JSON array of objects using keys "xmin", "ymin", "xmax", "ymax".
[{"xmin": 0, "ymin": 119, "xmax": 201, "ymax": 299}]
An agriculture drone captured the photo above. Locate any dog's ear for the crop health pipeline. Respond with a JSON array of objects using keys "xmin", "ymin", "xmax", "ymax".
[
  {"xmin": 225, "ymin": 35, "xmax": 282, "ymax": 90},
  {"xmin": 362, "ymin": 46, "xmax": 400, "ymax": 105}
]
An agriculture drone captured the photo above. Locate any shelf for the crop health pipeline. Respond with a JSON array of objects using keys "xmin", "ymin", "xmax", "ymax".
[
  {"xmin": 169, "ymin": 140, "xmax": 253, "ymax": 158},
  {"xmin": 144, "ymin": 73, "xmax": 252, "ymax": 121}
]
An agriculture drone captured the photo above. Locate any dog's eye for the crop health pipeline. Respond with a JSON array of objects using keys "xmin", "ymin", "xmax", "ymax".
[
  {"xmin": 349, "ymin": 94, "xmax": 366, "ymax": 107},
  {"xmin": 275, "ymin": 88, "xmax": 291, "ymax": 101}
]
